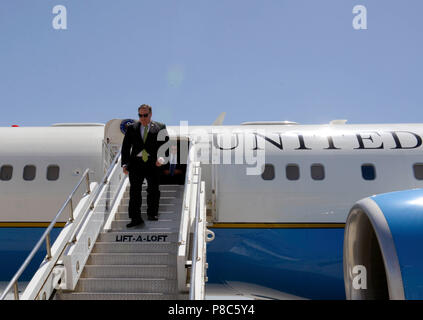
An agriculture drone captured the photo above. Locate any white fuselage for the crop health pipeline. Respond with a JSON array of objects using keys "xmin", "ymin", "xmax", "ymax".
[
  {"xmin": 1, "ymin": 122, "xmax": 423, "ymax": 225},
  {"xmin": 199, "ymin": 123, "xmax": 423, "ymax": 224},
  {"xmin": 0, "ymin": 125, "xmax": 104, "ymax": 223}
]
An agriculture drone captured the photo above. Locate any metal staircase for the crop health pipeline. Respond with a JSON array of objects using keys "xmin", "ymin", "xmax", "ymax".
[
  {"xmin": 0, "ymin": 143, "xmax": 212, "ymax": 300},
  {"xmin": 55, "ymin": 184, "xmax": 186, "ymax": 300}
]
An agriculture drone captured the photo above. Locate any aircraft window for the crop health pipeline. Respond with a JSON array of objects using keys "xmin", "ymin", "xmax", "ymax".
[
  {"xmin": 47, "ymin": 165, "xmax": 60, "ymax": 181},
  {"xmin": 413, "ymin": 163, "xmax": 423, "ymax": 180},
  {"xmin": 261, "ymin": 164, "xmax": 275, "ymax": 180},
  {"xmin": 286, "ymin": 164, "xmax": 300, "ymax": 181},
  {"xmin": 361, "ymin": 164, "xmax": 376, "ymax": 180},
  {"xmin": 23, "ymin": 165, "xmax": 36, "ymax": 181},
  {"xmin": 311, "ymin": 164, "xmax": 325, "ymax": 180},
  {"xmin": 0, "ymin": 165, "xmax": 13, "ymax": 181}
]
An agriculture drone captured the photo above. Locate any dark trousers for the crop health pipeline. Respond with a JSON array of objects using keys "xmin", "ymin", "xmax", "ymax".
[{"xmin": 128, "ymin": 162, "xmax": 161, "ymax": 220}]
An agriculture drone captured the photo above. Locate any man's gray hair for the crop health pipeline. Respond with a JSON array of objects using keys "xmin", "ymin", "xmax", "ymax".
[{"xmin": 138, "ymin": 104, "xmax": 152, "ymax": 113}]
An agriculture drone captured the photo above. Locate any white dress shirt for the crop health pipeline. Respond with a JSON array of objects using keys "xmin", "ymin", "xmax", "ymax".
[{"xmin": 140, "ymin": 122, "xmax": 151, "ymax": 140}]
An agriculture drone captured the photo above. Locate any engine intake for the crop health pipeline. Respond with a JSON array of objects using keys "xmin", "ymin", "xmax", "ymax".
[{"xmin": 343, "ymin": 189, "xmax": 423, "ymax": 299}]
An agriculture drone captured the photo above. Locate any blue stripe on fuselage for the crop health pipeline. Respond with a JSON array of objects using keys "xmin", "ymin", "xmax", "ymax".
[
  {"xmin": 0, "ymin": 228, "xmax": 61, "ymax": 281},
  {"xmin": 206, "ymin": 228, "xmax": 346, "ymax": 299}
]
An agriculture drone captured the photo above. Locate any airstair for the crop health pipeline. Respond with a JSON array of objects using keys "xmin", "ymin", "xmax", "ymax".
[
  {"xmin": 55, "ymin": 184, "xmax": 184, "ymax": 300},
  {"xmin": 0, "ymin": 144, "xmax": 213, "ymax": 300}
]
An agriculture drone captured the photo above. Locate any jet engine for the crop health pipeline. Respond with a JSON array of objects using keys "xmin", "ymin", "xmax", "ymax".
[{"xmin": 344, "ymin": 189, "xmax": 423, "ymax": 300}]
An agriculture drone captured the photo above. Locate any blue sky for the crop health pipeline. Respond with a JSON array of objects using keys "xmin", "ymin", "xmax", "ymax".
[{"xmin": 0, "ymin": 0, "xmax": 422, "ymax": 126}]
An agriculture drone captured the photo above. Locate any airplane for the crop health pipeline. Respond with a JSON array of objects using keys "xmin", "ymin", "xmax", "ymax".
[{"xmin": 1, "ymin": 114, "xmax": 423, "ymax": 300}]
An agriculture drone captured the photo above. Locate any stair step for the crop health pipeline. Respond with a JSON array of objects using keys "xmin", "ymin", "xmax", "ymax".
[
  {"xmin": 126, "ymin": 187, "xmax": 181, "ymax": 192},
  {"xmin": 98, "ymin": 231, "xmax": 178, "ymax": 243},
  {"xmin": 116, "ymin": 209, "xmax": 176, "ymax": 214},
  {"xmin": 120, "ymin": 197, "xmax": 180, "ymax": 205},
  {"xmin": 115, "ymin": 212, "xmax": 179, "ymax": 221},
  {"xmin": 75, "ymin": 278, "xmax": 178, "ymax": 293},
  {"xmin": 118, "ymin": 204, "xmax": 177, "ymax": 211},
  {"xmin": 123, "ymin": 191, "xmax": 183, "ymax": 199},
  {"xmin": 128, "ymin": 185, "xmax": 183, "ymax": 191},
  {"xmin": 111, "ymin": 219, "xmax": 180, "ymax": 230},
  {"xmin": 91, "ymin": 242, "xmax": 177, "ymax": 253},
  {"xmin": 87, "ymin": 253, "xmax": 176, "ymax": 265},
  {"xmin": 81, "ymin": 265, "xmax": 177, "ymax": 279},
  {"xmin": 55, "ymin": 292, "xmax": 187, "ymax": 300}
]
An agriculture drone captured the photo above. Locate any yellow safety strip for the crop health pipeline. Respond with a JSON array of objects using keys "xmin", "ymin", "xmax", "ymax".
[{"xmin": 0, "ymin": 222, "xmax": 66, "ymax": 228}]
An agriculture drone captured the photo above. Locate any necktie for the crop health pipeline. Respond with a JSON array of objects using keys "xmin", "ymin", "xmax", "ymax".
[{"xmin": 142, "ymin": 125, "xmax": 149, "ymax": 162}]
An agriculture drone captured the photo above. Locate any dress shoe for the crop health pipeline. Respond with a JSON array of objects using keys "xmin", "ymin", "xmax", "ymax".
[
  {"xmin": 147, "ymin": 216, "xmax": 159, "ymax": 221},
  {"xmin": 126, "ymin": 219, "xmax": 144, "ymax": 228}
]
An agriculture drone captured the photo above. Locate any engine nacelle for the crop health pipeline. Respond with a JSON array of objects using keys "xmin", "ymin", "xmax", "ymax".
[{"xmin": 344, "ymin": 189, "xmax": 423, "ymax": 300}]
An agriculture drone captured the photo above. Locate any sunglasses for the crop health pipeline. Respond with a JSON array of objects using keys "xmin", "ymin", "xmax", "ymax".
[{"xmin": 138, "ymin": 113, "xmax": 150, "ymax": 118}]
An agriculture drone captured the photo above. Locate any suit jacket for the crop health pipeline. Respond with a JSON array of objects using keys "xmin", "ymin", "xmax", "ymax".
[{"xmin": 121, "ymin": 120, "xmax": 169, "ymax": 170}]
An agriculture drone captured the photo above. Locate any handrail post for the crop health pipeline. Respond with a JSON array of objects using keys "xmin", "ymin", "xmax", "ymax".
[
  {"xmin": 69, "ymin": 198, "xmax": 74, "ymax": 222},
  {"xmin": 189, "ymin": 164, "xmax": 202, "ymax": 300},
  {"xmin": 13, "ymin": 282, "xmax": 19, "ymax": 300},
  {"xmin": 86, "ymin": 172, "xmax": 91, "ymax": 194},
  {"xmin": 45, "ymin": 233, "xmax": 52, "ymax": 260}
]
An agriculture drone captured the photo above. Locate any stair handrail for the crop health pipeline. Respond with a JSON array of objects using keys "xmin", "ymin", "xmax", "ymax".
[
  {"xmin": 55, "ymin": 150, "xmax": 124, "ymax": 293},
  {"xmin": 177, "ymin": 145, "xmax": 196, "ymax": 248},
  {"xmin": 0, "ymin": 150, "xmax": 122, "ymax": 300},
  {"xmin": 189, "ymin": 166, "xmax": 204, "ymax": 299},
  {"xmin": 176, "ymin": 142, "xmax": 207, "ymax": 299},
  {"xmin": 177, "ymin": 144, "xmax": 197, "ymax": 292},
  {"xmin": 0, "ymin": 167, "xmax": 91, "ymax": 300},
  {"xmin": 70, "ymin": 151, "xmax": 122, "ymax": 238}
]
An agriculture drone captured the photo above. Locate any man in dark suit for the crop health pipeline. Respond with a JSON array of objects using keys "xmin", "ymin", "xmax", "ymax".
[{"xmin": 121, "ymin": 104, "xmax": 169, "ymax": 227}]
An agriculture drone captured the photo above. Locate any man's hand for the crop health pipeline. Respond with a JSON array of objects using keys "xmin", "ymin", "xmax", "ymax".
[
  {"xmin": 156, "ymin": 157, "xmax": 165, "ymax": 167},
  {"xmin": 123, "ymin": 166, "xmax": 129, "ymax": 175}
]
